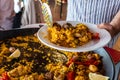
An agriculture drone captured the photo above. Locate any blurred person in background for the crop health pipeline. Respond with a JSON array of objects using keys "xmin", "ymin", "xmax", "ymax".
[
  {"xmin": 66, "ymin": 0, "xmax": 120, "ymax": 49},
  {"xmin": 0, "ymin": 0, "xmax": 15, "ymax": 30},
  {"xmin": 21, "ymin": 0, "xmax": 66, "ymax": 27},
  {"xmin": 21, "ymin": 0, "xmax": 36, "ymax": 27},
  {"xmin": 13, "ymin": 0, "xmax": 24, "ymax": 28}
]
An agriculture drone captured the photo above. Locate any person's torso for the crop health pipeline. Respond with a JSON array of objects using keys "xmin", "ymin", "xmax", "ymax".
[{"xmin": 66, "ymin": 0, "xmax": 120, "ymax": 24}]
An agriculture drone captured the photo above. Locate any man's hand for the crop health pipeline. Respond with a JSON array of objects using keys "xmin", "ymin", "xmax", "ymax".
[
  {"xmin": 98, "ymin": 11, "xmax": 120, "ymax": 37},
  {"xmin": 97, "ymin": 23, "xmax": 115, "ymax": 37}
]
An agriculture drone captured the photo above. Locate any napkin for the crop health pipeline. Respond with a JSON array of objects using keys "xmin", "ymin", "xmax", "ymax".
[{"xmin": 104, "ymin": 47, "xmax": 120, "ymax": 64}]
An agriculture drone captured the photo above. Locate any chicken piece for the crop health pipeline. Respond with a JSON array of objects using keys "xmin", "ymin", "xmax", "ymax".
[
  {"xmin": 44, "ymin": 72, "xmax": 53, "ymax": 80},
  {"xmin": 9, "ymin": 47, "xmax": 16, "ymax": 53},
  {"xmin": 54, "ymin": 71, "xmax": 65, "ymax": 80},
  {"xmin": 89, "ymin": 65, "xmax": 98, "ymax": 72}
]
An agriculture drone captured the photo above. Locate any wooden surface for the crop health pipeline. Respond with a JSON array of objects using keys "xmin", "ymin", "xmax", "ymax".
[
  {"xmin": 35, "ymin": 0, "xmax": 67, "ymax": 23},
  {"xmin": 50, "ymin": 0, "xmax": 67, "ymax": 22}
]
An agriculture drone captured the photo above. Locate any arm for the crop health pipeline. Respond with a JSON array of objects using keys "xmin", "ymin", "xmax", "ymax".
[
  {"xmin": 110, "ymin": 11, "xmax": 120, "ymax": 36},
  {"xmin": 98, "ymin": 11, "xmax": 120, "ymax": 37}
]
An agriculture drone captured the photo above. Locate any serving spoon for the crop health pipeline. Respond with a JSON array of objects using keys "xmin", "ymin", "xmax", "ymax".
[{"xmin": 39, "ymin": 0, "xmax": 53, "ymax": 27}]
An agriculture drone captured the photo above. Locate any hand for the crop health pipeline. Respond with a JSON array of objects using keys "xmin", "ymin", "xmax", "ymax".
[{"xmin": 97, "ymin": 23, "xmax": 116, "ymax": 37}]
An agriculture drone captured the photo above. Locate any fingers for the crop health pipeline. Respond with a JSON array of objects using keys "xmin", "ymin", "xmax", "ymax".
[
  {"xmin": 97, "ymin": 23, "xmax": 115, "ymax": 37},
  {"xmin": 97, "ymin": 23, "xmax": 112, "ymax": 30}
]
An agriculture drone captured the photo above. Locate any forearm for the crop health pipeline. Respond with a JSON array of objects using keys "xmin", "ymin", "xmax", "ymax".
[{"xmin": 110, "ymin": 11, "xmax": 120, "ymax": 36}]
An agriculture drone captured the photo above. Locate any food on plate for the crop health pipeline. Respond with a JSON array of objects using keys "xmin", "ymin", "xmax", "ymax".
[
  {"xmin": 48, "ymin": 22, "xmax": 100, "ymax": 48},
  {"xmin": 0, "ymin": 34, "xmax": 106, "ymax": 80}
]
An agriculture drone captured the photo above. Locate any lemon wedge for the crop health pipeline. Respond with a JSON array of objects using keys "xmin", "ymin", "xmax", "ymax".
[
  {"xmin": 9, "ymin": 49, "xmax": 21, "ymax": 58},
  {"xmin": 89, "ymin": 72, "xmax": 109, "ymax": 80}
]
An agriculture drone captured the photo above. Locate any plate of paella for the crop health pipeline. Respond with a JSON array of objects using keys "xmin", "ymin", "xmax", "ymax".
[{"xmin": 37, "ymin": 21, "xmax": 111, "ymax": 52}]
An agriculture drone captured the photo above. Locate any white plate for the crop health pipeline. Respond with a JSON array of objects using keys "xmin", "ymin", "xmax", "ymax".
[{"xmin": 37, "ymin": 21, "xmax": 111, "ymax": 52}]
